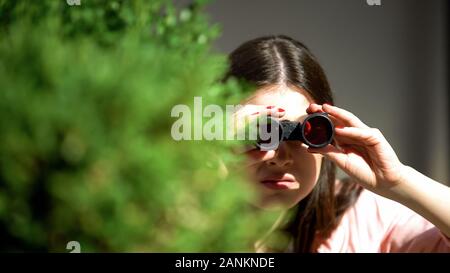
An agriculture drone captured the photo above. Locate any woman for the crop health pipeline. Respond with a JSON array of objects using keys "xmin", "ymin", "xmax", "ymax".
[{"xmin": 225, "ymin": 35, "xmax": 450, "ymax": 252}]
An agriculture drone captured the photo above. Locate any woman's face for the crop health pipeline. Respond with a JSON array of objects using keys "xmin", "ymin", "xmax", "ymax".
[{"xmin": 242, "ymin": 85, "xmax": 324, "ymax": 210}]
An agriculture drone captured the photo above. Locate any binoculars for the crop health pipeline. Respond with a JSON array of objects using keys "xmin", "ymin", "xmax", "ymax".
[{"xmin": 255, "ymin": 112, "xmax": 335, "ymax": 151}]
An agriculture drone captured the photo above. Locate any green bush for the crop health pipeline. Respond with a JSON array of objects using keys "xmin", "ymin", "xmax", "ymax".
[{"xmin": 0, "ymin": 0, "xmax": 280, "ymax": 252}]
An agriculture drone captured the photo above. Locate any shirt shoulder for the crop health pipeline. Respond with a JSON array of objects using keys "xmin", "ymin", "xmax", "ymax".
[{"xmin": 317, "ymin": 188, "xmax": 450, "ymax": 253}]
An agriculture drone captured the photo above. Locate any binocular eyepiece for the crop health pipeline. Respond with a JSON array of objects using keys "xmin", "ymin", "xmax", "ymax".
[{"xmin": 255, "ymin": 112, "xmax": 335, "ymax": 151}]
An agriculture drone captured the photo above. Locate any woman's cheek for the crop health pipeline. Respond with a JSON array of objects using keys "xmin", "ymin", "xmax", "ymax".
[
  {"xmin": 291, "ymin": 147, "xmax": 320, "ymax": 170},
  {"xmin": 291, "ymin": 152, "xmax": 323, "ymax": 187}
]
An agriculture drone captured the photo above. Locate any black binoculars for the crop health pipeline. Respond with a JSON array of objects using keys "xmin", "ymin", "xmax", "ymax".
[{"xmin": 255, "ymin": 112, "xmax": 335, "ymax": 151}]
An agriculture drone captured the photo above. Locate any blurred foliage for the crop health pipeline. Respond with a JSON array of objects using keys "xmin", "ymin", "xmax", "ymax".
[{"xmin": 0, "ymin": 0, "xmax": 281, "ymax": 252}]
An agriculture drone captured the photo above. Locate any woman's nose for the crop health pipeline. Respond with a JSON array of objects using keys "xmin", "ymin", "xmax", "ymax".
[{"xmin": 265, "ymin": 144, "xmax": 294, "ymax": 168}]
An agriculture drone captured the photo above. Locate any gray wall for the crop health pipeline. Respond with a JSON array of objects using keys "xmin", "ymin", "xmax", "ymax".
[{"xmin": 205, "ymin": 0, "xmax": 448, "ymax": 184}]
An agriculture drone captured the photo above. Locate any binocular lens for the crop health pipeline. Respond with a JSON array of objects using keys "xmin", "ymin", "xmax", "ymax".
[
  {"xmin": 303, "ymin": 115, "xmax": 333, "ymax": 146},
  {"xmin": 255, "ymin": 112, "xmax": 334, "ymax": 150}
]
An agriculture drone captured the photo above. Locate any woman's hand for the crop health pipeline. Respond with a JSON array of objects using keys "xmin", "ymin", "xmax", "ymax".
[
  {"xmin": 307, "ymin": 103, "xmax": 450, "ymax": 237},
  {"xmin": 306, "ymin": 103, "xmax": 406, "ymax": 196}
]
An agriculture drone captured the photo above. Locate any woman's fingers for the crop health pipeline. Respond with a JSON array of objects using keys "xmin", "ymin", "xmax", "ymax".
[
  {"xmin": 322, "ymin": 104, "xmax": 369, "ymax": 129},
  {"xmin": 307, "ymin": 103, "xmax": 369, "ymax": 129},
  {"xmin": 334, "ymin": 126, "xmax": 383, "ymax": 146},
  {"xmin": 308, "ymin": 144, "xmax": 376, "ymax": 184},
  {"xmin": 333, "ymin": 134, "xmax": 364, "ymax": 147},
  {"xmin": 306, "ymin": 104, "xmax": 347, "ymax": 130},
  {"xmin": 231, "ymin": 105, "xmax": 286, "ymax": 136},
  {"xmin": 306, "ymin": 103, "xmax": 324, "ymax": 114},
  {"xmin": 235, "ymin": 105, "xmax": 286, "ymax": 119}
]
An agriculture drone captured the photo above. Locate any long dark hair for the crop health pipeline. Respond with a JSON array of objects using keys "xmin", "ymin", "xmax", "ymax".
[{"xmin": 225, "ymin": 35, "xmax": 363, "ymax": 252}]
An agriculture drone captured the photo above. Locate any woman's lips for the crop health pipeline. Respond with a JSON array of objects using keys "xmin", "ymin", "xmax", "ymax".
[{"xmin": 260, "ymin": 176, "xmax": 299, "ymax": 190}]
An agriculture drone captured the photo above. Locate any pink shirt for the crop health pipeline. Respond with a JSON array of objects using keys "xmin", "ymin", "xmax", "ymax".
[{"xmin": 316, "ymin": 189, "xmax": 450, "ymax": 253}]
